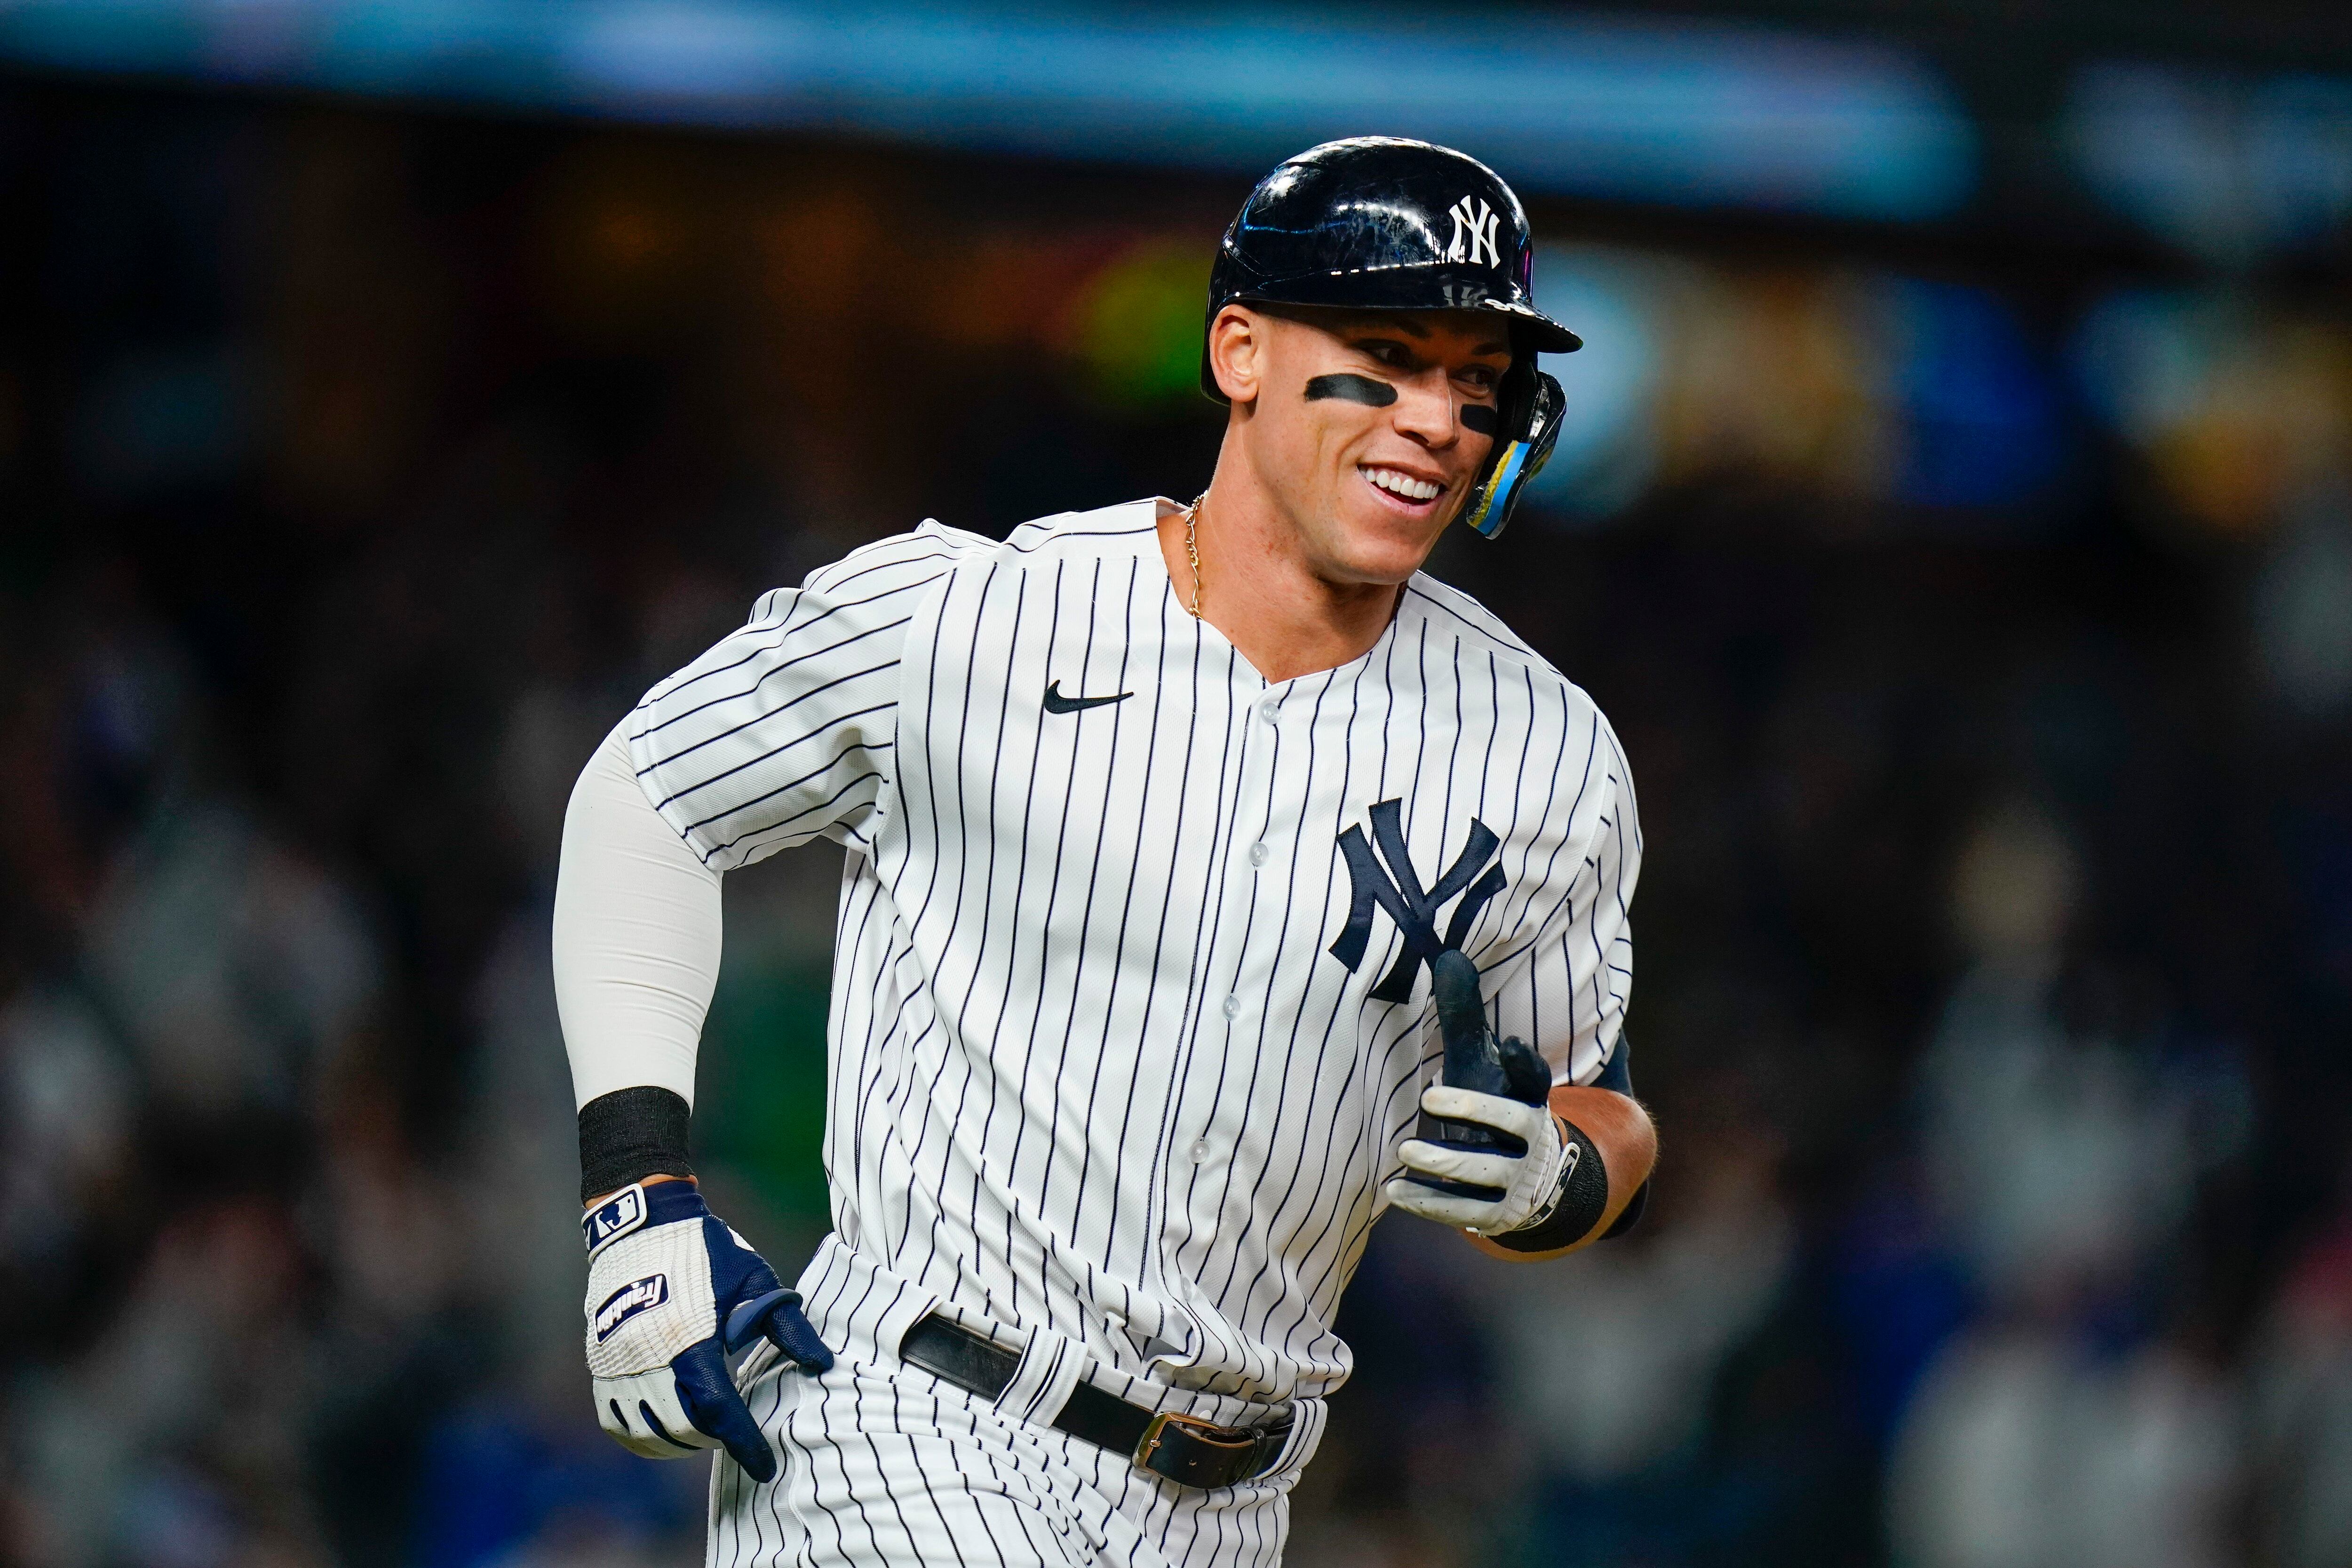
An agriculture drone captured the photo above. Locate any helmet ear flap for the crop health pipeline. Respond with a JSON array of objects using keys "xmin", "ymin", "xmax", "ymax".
[{"xmin": 1461, "ymin": 365, "xmax": 1564, "ymax": 541}]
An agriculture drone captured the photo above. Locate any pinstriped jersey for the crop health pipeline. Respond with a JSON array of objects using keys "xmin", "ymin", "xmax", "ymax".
[{"xmin": 627, "ymin": 497, "xmax": 1639, "ymax": 1406}]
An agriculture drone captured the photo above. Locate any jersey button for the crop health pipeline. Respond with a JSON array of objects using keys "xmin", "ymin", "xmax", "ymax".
[
  {"xmin": 1189, "ymin": 1138, "xmax": 1213, "ymax": 1163},
  {"xmin": 1221, "ymin": 994, "xmax": 1242, "ymax": 1019},
  {"xmin": 1258, "ymin": 702, "xmax": 1279, "ymax": 724},
  {"xmin": 1247, "ymin": 842, "xmax": 1270, "ymax": 868}
]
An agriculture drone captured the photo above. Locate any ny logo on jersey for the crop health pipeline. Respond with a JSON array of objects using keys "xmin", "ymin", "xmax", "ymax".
[
  {"xmin": 1329, "ymin": 799, "xmax": 1507, "ymax": 1003},
  {"xmin": 1445, "ymin": 196, "xmax": 1502, "ymax": 268}
]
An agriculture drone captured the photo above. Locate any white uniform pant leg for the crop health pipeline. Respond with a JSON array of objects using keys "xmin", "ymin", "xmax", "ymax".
[
  {"xmin": 711, "ymin": 1351, "xmax": 1089, "ymax": 1567},
  {"xmin": 708, "ymin": 1353, "xmax": 1303, "ymax": 1568}
]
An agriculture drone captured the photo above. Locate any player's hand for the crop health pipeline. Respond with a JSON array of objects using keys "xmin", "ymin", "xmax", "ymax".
[
  {"xmin": 1383, "ymin": 954, "xmax": 1569, "ymax": 1235},
  {"xmin": 581, "ymin": 1179, "xmax": 834, "ymax": 1482},
  {"xmin": 1388, "ymin": 1083, "xmax": 1567, "ymax": 1233}
]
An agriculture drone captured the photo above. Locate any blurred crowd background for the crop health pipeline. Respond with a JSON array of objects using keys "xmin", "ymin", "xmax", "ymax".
[{"xmin": 3, "ymin": 2, "xmax": 2352, "ymax": 1566}]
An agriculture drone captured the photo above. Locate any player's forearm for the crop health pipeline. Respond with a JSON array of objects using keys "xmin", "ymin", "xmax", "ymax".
[
  {"xmin": 553, "ymin": 725, "xmax": 721, "ymax": 1111},
  {"xmin": 1465, "ymin": 1086, "xmax": 1655, "ymax": 1263}
]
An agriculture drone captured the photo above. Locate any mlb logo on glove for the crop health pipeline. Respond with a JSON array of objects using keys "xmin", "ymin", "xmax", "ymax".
[{"xmin": 583, "ymin": 1185, "xmax": 649, "ymax": 1251}]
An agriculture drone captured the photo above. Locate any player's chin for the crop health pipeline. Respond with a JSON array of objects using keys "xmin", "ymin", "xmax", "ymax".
[{"xmin": 1334, "ymin": 475, "xmax": 1457, "ymax": 574}]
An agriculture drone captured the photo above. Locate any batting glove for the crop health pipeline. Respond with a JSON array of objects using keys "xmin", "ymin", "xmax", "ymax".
[
  {"xmin": 582, "ymin": 1179, "xmax": 834, "ymax": 1481},
  {"xmin": 1384, "ymin": 950, "xmax": 1572, "ymax": 1236}
]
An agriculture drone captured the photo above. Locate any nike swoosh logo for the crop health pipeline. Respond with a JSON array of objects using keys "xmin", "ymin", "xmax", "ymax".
[{"xmin": 1043, "ymin": 680, "xmax": 1132, "ymax": 715}]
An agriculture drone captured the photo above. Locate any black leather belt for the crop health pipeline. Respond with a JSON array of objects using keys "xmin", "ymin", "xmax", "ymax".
[{"xmin": 898, "ymin": 1313, "xmax": 1292, "ymax": 1489}]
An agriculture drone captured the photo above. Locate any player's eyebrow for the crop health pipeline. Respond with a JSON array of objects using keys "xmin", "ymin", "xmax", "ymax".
[
  {"xmin": 1338, "ymin": 316, "xmax": 1510, "ymax": 359},
  {"xmin": 1344, "ymin": 334, "xmax": 1513, "ymax": 374},
  {"xmin": 1440, "ymin": 326, "xmax": 1512, "ymax": 357}
]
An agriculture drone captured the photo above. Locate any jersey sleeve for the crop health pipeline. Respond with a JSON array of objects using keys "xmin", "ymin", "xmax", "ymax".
[
  {"xmin": 626, "ymin": 524, "xmax": 970, "ymax": 870},
  {"xmin": 1483, "ymin": 707, "xmax": 1642, "ymax": 1090}
]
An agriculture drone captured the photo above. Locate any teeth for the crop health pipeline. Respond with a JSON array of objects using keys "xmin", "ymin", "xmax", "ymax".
[{"xmin": 1365, "ymin": 467, "xmax": 1441, "ymax": 502}]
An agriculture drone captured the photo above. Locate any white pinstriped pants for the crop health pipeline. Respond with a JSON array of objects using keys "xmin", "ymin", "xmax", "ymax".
[{"xmin": 707, "ymin": 1237, "xmax": 1326, "ymax": 1568}]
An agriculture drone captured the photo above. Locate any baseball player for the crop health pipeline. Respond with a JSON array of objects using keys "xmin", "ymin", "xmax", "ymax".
[{"xmin": 552, "ymin": 137, "xmax": 1653, "ymax": 1567}]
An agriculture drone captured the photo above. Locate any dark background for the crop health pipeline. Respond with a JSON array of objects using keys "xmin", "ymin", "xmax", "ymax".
[{"xmin": 1, "ymin": 3, "xmax": 2351, "ymax": 1564}]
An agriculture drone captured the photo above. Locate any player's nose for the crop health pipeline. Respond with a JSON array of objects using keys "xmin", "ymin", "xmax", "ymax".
[{"xmin": 1389, "ymin": 372, "xmax": 1462, "ymax": 450}]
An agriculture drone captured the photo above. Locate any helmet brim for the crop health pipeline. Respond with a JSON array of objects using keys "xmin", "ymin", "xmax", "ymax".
[{"xmin": 1222, "ymin": 266, "xmax": 1582, "ymax": 353}]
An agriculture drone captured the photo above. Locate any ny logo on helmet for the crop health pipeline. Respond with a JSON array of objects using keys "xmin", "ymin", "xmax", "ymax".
[
  {"xmin": 1329, "ymin": 800, "xmax": 1507, "ymax": 1003},
  {"xmin": 1446, "ymin": 196, "xmax": 1502, "ymax": 269}
]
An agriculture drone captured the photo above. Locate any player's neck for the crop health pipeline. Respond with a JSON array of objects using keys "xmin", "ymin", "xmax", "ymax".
[{"xmin": 1159, "ymin": 473, "xmax": 1408, "ymax": 685}]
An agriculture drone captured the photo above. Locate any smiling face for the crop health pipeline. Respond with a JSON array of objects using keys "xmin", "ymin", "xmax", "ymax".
[{"xmin": 1208, "ymin": 303, "xmax": 1510, "ymax": 586}]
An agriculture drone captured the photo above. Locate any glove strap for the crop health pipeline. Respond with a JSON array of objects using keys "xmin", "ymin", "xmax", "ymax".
[
  {"xmin": 724, "ymin": 1287, "xmax": 801, "ymax": 1353},
  {"xmin": 582, "ymin": 1177, "xmax": 711, "ymax": 1257},
  {"xmin": 1489, "ymin": 1115, "xmax": 1610, "ymax": 1252}
]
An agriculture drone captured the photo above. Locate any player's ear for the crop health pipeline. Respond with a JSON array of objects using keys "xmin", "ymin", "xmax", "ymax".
[{"xmin": 1207, "ymin": 304, "xmax": 1265, "ymax": 406}]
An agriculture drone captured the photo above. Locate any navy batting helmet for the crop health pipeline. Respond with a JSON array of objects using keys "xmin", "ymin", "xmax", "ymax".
[{"xmin": 1203, "ymin": 137, "xmax": 1578, "ymax": 539}]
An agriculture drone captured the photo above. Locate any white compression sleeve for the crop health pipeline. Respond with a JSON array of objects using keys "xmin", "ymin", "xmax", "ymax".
[{"xmin": 553, "ymin": 725, "xmax": 721, "ymax": 1109}]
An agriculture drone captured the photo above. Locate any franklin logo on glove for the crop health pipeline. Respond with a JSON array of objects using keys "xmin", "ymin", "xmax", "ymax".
[{"xmin": 594, "ymin": 1274, "xmax": 669, "ymax": 1342}]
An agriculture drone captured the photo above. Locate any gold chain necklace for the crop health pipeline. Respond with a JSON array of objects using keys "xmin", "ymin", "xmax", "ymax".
[{"xmin": 1183, "ymin": 491, "xmax": 1207, "ymax": 619}]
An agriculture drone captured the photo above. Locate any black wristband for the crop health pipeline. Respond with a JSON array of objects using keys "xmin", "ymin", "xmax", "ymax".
[
  {"xmin": 579, "ymin": 1085, "xmax": 694, "ymax": 1203},
  {"xmin": 1489, "ymin": 1116, "xmax": 1610, "ymax": 1253}
]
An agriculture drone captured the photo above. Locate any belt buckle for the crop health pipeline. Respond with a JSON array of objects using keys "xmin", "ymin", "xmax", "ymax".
[{"xmin": 1132, "ymin": 1409, "xmax": 1253, "ymax": 1476}]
